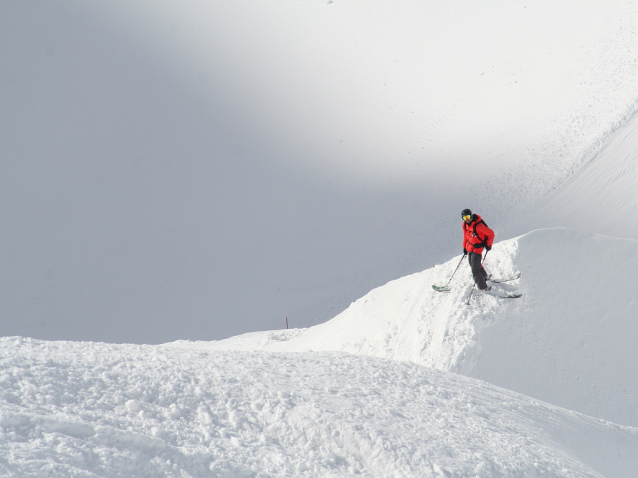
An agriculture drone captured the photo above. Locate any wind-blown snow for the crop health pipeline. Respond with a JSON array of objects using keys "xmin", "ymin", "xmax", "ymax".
[{"xmin": 2, "ymin": 337, "xmax": 638, "ymax": 477}]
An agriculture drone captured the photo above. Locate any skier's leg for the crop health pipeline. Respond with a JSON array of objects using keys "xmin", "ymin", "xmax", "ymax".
[
  {"xmin": 468, "ymin": 252, "xmax": 489, "ymax": 290},
  {"xmin": 480, "ymin": 263, "xmax": 489, "ymax": 281}
]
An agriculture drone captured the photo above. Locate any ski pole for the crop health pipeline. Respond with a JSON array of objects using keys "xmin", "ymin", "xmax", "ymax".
[
  {"xmin": 466, "ymin": 284, "xmax": 475, "ymax": 305},
  {"xmin": 445, "ymin": 254, "xmax": 466, "ymax": 288}
]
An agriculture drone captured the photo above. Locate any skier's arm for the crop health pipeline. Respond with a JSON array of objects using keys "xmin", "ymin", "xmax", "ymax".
[{"xmin": 480, "ymin": 224, "xmax": 495, "ymax": 248}]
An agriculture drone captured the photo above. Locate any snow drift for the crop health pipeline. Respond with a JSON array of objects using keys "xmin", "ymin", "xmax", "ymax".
[
  {"xmin": 201, "ymin": 228, "xmax": 638, "ymax": 428},
  {"xmin": 2, "ymin": 337, "xmax": 638, "ymax": 477}
]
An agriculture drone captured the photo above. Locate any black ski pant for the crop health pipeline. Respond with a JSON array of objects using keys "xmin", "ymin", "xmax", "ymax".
[{"xmin": 468, "ymin": 251, "xmax": 489, "ymax": 290}]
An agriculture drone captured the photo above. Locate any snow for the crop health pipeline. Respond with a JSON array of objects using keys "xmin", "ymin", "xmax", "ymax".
[
  {"xmin": 510, "ymin": 110, "xmax": 638, "ymax": 240},
  {"xmin": 4, "ymin": 1, "xmax": 638, "ymax": 476},
  {"xmin": 193, "ymin": 229, "xmax": 638, "ymax": 428},
  {"xmin": 2, "ymin": 337, "xmax": 638, "ymax": 477}
]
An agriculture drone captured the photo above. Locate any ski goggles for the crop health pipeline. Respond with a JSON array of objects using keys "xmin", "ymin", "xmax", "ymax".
[{"xmin": 462, "ymin": 214, "xmax": 472, "ymax": 221}]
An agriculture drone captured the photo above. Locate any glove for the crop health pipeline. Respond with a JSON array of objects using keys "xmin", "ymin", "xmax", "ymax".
[
  {"xmin": 463, "ymin": 248, "xmax": 468, "ymax": 255},
  {"xmin": 485, "ymin": 245, "xmax": 492, "ymax": 252}
]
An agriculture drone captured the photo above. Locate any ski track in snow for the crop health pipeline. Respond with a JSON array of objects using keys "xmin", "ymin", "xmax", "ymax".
[{"xmin": 2, "ymin": 337, "xmax": 638, "ymax": 477}]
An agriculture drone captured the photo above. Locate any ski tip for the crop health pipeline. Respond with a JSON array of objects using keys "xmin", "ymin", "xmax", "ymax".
[{"xmin": 432, "ymin": 285, "xmax": 450, "ymax": 293}]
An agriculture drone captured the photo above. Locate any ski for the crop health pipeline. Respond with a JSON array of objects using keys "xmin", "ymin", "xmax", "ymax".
[
  {"xmin": 492, "ymin": 292, "xmax": 523, "ymax": 299},
  {"xmin": 488, "ymin": 272, "xmax": 522, "ymax": 283},
  {"xmin": 432, "ymin": 285, "xmax": 451, "ymax": 293},
  {"xmin": 468, "ymin": 289, "xmax": 523, "ymax": 303},
  {"xmin": 435, "ymin": 273, "xmax": 521, "ymax": 293},
  {"xmin": 434, "ymin": 284, "xmax": 522, "ymax": 299},
  {"xmin": 480, "ymin": 288, "xmax": 523, "ymax": 299}
]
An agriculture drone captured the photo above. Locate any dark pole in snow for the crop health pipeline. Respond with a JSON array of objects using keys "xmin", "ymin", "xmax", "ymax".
[{"xmin": 446, "ymin": 254, "xmax": 466, "ymax": 288}]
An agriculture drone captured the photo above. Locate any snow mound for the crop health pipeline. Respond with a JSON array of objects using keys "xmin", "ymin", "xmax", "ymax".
[
  {"xmin": 2, "ymin": 337, "xmax": 638, "ymax": 477},
  {"xmin": 207, "ymin": 228, "xmax": 638, "ymax": 427}
]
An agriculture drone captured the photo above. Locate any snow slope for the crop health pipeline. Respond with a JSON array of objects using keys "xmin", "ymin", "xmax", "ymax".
[
  {"xmin": 510, "ymin": 111, "xmax": 638, "ymax": 240},
  {"xmin": 2, "ymin": 337, "xmax": 638, "ymax": 477},
  {"xmin": 196, "ymin": 228, "xmax": 638, "ymax": 428}
]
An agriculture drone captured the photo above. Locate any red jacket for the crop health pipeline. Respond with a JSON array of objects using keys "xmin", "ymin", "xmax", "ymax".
[{"xmin": 463, "ymin": 214, "xmax": 495, "ymax": 254}]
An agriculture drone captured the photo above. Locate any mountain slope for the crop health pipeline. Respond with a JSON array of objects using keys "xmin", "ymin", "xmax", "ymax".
[
  {"xmin": 4, "ymin": 1, "xmax": 638, "ymax": 344},
  {"xmin": 509, "ymin": 111, "xmax": 638, "ymax": 240},
  {"xmin": 201, "ymin": 229, "xmax": 638, "ymax": 427},
  {"xmin": 2, "ymin": 337, "xmax": 638, "ymax": 477}
]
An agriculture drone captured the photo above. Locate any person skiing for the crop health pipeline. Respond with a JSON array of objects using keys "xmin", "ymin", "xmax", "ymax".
[{"xmin": 462, "ymin": 209, "xmax": 495, "ymax": 291}]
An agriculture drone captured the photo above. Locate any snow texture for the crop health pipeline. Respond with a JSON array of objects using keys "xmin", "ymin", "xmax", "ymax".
[{"xmin": 2, "ymin": 337, "xmax": 638, "ymax": 477}]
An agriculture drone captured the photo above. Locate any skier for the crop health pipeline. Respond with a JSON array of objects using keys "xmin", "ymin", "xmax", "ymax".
[{"xmin": 462, "ymin": 209, "xmax": 495, "ymax": 291}]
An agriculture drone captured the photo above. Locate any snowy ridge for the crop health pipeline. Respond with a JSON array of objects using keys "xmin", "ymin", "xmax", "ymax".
[
  {"xmin": 2, "ymin": 337, "xmax": 638, "ymax": 477},
  {"xmin": 197, "ymin": 228, "xmax": 638, "ymax": 428},
  {"xmin": 264, "ymin": 238, "xmax": 521, "ymax": 373}
]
